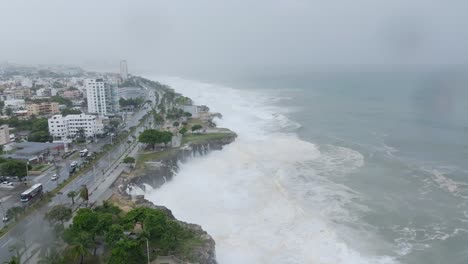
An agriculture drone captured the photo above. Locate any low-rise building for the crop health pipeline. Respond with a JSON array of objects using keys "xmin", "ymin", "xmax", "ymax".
[
  {"xmin": 0, "ymin": 125, "xmax": 10, "ymax": 145},
  {"xmin": 48, "ymin": 114, "xmax": 105, "ymax": 140},
  {"xmin": 26, "ymin": 102, "xmax": 60, "ymax": 116},
  {"xmin": 61, "ymin": 89, "xmax": 81, "ymax": 99}
]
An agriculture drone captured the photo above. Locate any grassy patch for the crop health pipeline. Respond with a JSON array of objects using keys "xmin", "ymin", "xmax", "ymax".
[
  {"xmin": 178, "ymin": 236, "xmax": 204, "ymax": 261},
  {"xmin": 186, "ymin": 118, "xmax": 203, "ymax": 127},
  {"xmin": 136, "ymin": 148, "xmax": 177, "ymax": 168},
  {"xmin": 182, "ymin": 133, "xmax": 234, "ymax": 144},
  {"xmin": 30, "ymin": 164, "xmax": 50, "ymax": 173}
]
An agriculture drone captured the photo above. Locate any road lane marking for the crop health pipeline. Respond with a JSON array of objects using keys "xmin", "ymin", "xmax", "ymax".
[{"xmin": 1, "ymin": 238, "xmax": 12, "ymax": 248}]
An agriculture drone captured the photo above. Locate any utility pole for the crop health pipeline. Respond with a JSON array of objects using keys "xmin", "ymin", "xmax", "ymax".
[{"xmin": 144, "ymin": 237, "xmax": 150, "ymax": 264}]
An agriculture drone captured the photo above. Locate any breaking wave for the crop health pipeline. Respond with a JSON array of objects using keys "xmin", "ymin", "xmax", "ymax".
[{"xmin": 144, "ymin": 76, "xmax": 396, "ymax": 264}]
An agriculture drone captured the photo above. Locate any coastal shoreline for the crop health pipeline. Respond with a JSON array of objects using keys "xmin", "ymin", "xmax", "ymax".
[{"xmin": 107, "ymin": 76, "xmax": 237, "ymax": 264}]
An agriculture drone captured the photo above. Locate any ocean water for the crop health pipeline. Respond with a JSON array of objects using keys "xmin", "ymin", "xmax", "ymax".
[{"xmin": 145, "ymin": 72, "xmax": 468, "ymax": 264}]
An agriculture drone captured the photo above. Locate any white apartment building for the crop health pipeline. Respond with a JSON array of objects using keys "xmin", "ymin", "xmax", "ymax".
[
  {"xmin": 85, "ymin": 78, "xmax": 119, "ymax": 116},
  {"xmin": 4, "ymin": 99, "xmax": 26, "ymax": 110},
  {"xmin": 48, "ymin": 114, "xmax": 104, "ymax": 140}
]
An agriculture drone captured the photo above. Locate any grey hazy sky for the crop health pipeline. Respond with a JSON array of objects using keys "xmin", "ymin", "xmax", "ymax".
[{"xmin": 1, "ymin": 0, "xmax": 468, "ymax": 76}]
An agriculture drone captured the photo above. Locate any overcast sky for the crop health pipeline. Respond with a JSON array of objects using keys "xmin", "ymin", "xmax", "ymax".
[{"xmin": 1, "ymin": 0, "xmax": 468, "ymax": 76}]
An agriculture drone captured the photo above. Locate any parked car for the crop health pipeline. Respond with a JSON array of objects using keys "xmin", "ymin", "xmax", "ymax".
[
  {"xmin": 70, "ymin": 161, "xmax": 78, "ymax": 168},
  {"xmin": 1, "ymin": 181, "xmax": 13, "ymax": 186}
]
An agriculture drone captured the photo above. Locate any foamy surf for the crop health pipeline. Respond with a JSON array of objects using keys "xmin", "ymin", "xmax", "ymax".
[{"xmin": 143, "ymin": 76, "xmax": 397, "ymax": 264}]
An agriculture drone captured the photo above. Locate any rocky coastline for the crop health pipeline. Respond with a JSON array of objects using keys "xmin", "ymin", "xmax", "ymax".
[{"xmin": 111, "ymin": 132, "xmax": 236, "ymax": 264}]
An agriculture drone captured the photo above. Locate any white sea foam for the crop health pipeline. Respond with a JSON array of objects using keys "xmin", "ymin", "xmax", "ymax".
[{"xmin": 144, "ymin": 76, "xmax": 396, "ymax": 264}]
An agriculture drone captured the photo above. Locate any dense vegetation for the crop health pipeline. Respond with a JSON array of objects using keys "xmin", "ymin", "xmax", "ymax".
[
  {"xmin": 138, "ymin": 129, "xmax": 173, "ymax": 150},
  {"xmin": 28, "ymin": 96, "xmax": 73, "ymax": 107},
  {"xmin": 32, "ymin": 202, "xmax": 200, "ymax": 264},
  {"xmin": 61, "ymin": 108, "xmax": 82, "ymax": 116},
  {"xmin": 0, "ymin": 117, "xmax": 52, "ymax": 142},
  {"xmin": 119, "ymin": 97, "xmax": 145, "ymax": 109},
  {"xmin": 0, "ymin": 157, "xmax": 31, "ymax": 178}
]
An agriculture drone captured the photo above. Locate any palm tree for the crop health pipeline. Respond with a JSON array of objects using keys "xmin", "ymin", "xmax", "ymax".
[
  {"xmin": 65, "ymin": 232, "xmax": 92, "ymax": 264},
  {"xmin": 3, "ymin": 255, "xmax": 20, "ymax": 264},
  {"xmin": 6, "ymin": 239, "xmax": 25, "ymax": 264},
  {"xmin": 37, "ymin": 248, "xmax": 63, "ymax": 264},
  {"xmin": 67, "ymin": 191, "xmax": 77, "ymax": 206}
]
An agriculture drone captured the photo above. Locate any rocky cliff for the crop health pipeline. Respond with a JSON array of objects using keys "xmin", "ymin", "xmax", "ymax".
[
  {"xmin": 129, "ymin": 132, "xmax": 236, "ymax": 190},
  {"xmin": 113, "ymin": 131, "xmax": 236, "ymax": 264}
]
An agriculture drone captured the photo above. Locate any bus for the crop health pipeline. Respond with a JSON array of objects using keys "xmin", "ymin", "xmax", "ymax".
[{"xmin": 20, "ymin": 183, "xmax": 43, "ymax": 202}]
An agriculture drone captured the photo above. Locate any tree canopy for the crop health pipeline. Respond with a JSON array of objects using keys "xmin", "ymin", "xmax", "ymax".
[
  {"xmin": 138, "ymin": 129, "xmax": 173, "ymax": 149},
  {"xmin": 119, "ymin": 97, "xmax": 144, "ymax": 109},
  {"xmin": 45, "ymin": 205, "xmax": 72, "ymax": 225},
  {"xmin": 0, "ymin": 159, "xmax": 30, "ymax": 178},
  {"xmin": 123, "ymin": 157, "xmax": 135, "ymax": 164},
  {"xmin": 61, "ymin": 108, "xmax": 82, "ymax": 116},
  {"xmin": 191, "ymin": 124, "xmax": 203, "ymax": 132}
]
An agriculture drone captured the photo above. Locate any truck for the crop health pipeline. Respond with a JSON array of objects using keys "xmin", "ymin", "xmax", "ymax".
[{"xmin": 79, "ymin": 149, "xmax": 89, "ymax": 157}]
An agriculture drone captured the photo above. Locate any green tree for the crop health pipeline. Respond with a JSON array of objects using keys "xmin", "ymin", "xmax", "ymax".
[
  {"xmin": 28, "ymin": 131, "xmax": 52, "ymax": 142},
  {"xmin": 123, "ymin": 156, "xmax": 135, "ymax": 164},
  {"xmin": 79, "ymin": 186, "xmax": 89, "ymax": 206},
  {"xmin": 179, "ymin": 127, "xmax": 188, "ymax": 135},
  {"xmin": 0, "ymin": 160, "xmax": 28, "ymax": 178},
  {"xmin": 32, "ymin": 118, "xmax": 49, "ymax": 132},
  {"xmin": 4, "ymin": 256, "xmax": 20, "ymax": 264},
  {"xmin": 72, "ymin": 208, "xmax": 98, "ymax": 231},
  {"xmin": 123, "ymin": 207, "xmax": 152, "ymax": 230},
  {"xmin": 161, "ymin": 131, "xmax": 173, "ymax": 146},
  {"xmin": 172, "ymin": 121, "xmax": 180, "ymax": 127},
  {"xmin": 108, "ymin": 239, "xmax": 145, "ymax": 264},
  {"xmin": 7, "ymin": 239, "xmax": 25, "ymax": 264},
  {"xmin": 67, "ymin": 191, "xmax": 77, "ymax": 206},
  {"xmin": 6, "ymin": 206, "xmax": 24, "ymax": 222},
  {"xmin": 109, "ymin": 119, "xmax": 121, "ymax": 129},
  {"xmin": 45, "ymin": 205, "xmax": 72, "ymax": 225},
  {"xmin": 37, "ymin": 247, "xmax": 63, "ymax": 264},
  {"xmin": 191, "ymin": 124, "xmax": 203, "ymax": 132},
  {"xmin": 105, "ymin": 224, "xmax": 124, "ymax": 247},
  {"xmin": 64, "ymin": 231, "xmax": 92, "ymax": 264},
  {"xmin": 51, "ymin": 96, "xmax": 72, "ymax": 107},
  {"xmin": 138, "ymin": 129, "xmax": 160, "ymax": 150},
  {"xmin": 5, "ymin": 108, "xmax": 13, "ymax": 117}
]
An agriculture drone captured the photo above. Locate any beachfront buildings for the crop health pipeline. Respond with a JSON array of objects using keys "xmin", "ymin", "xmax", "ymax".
[
  {"xmin": 85, "ymin": 78, "xmax": 119, "ymax": 116},
  {"xmin": 48, "ymin": 114, "xmax": 105, "ymax": 140}
]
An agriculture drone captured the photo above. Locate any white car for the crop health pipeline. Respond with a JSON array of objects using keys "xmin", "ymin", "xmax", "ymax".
[
  {"xmin": 1, "ymin": 181, "xmax": 12, "ymax": 186},
  {"xmin": 2, "ymin": 216, "xmax": 8, "ymax": 222},
  {"xmin": 51, "ymin": 174, "xmax": 58, "ymax": 181}
]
